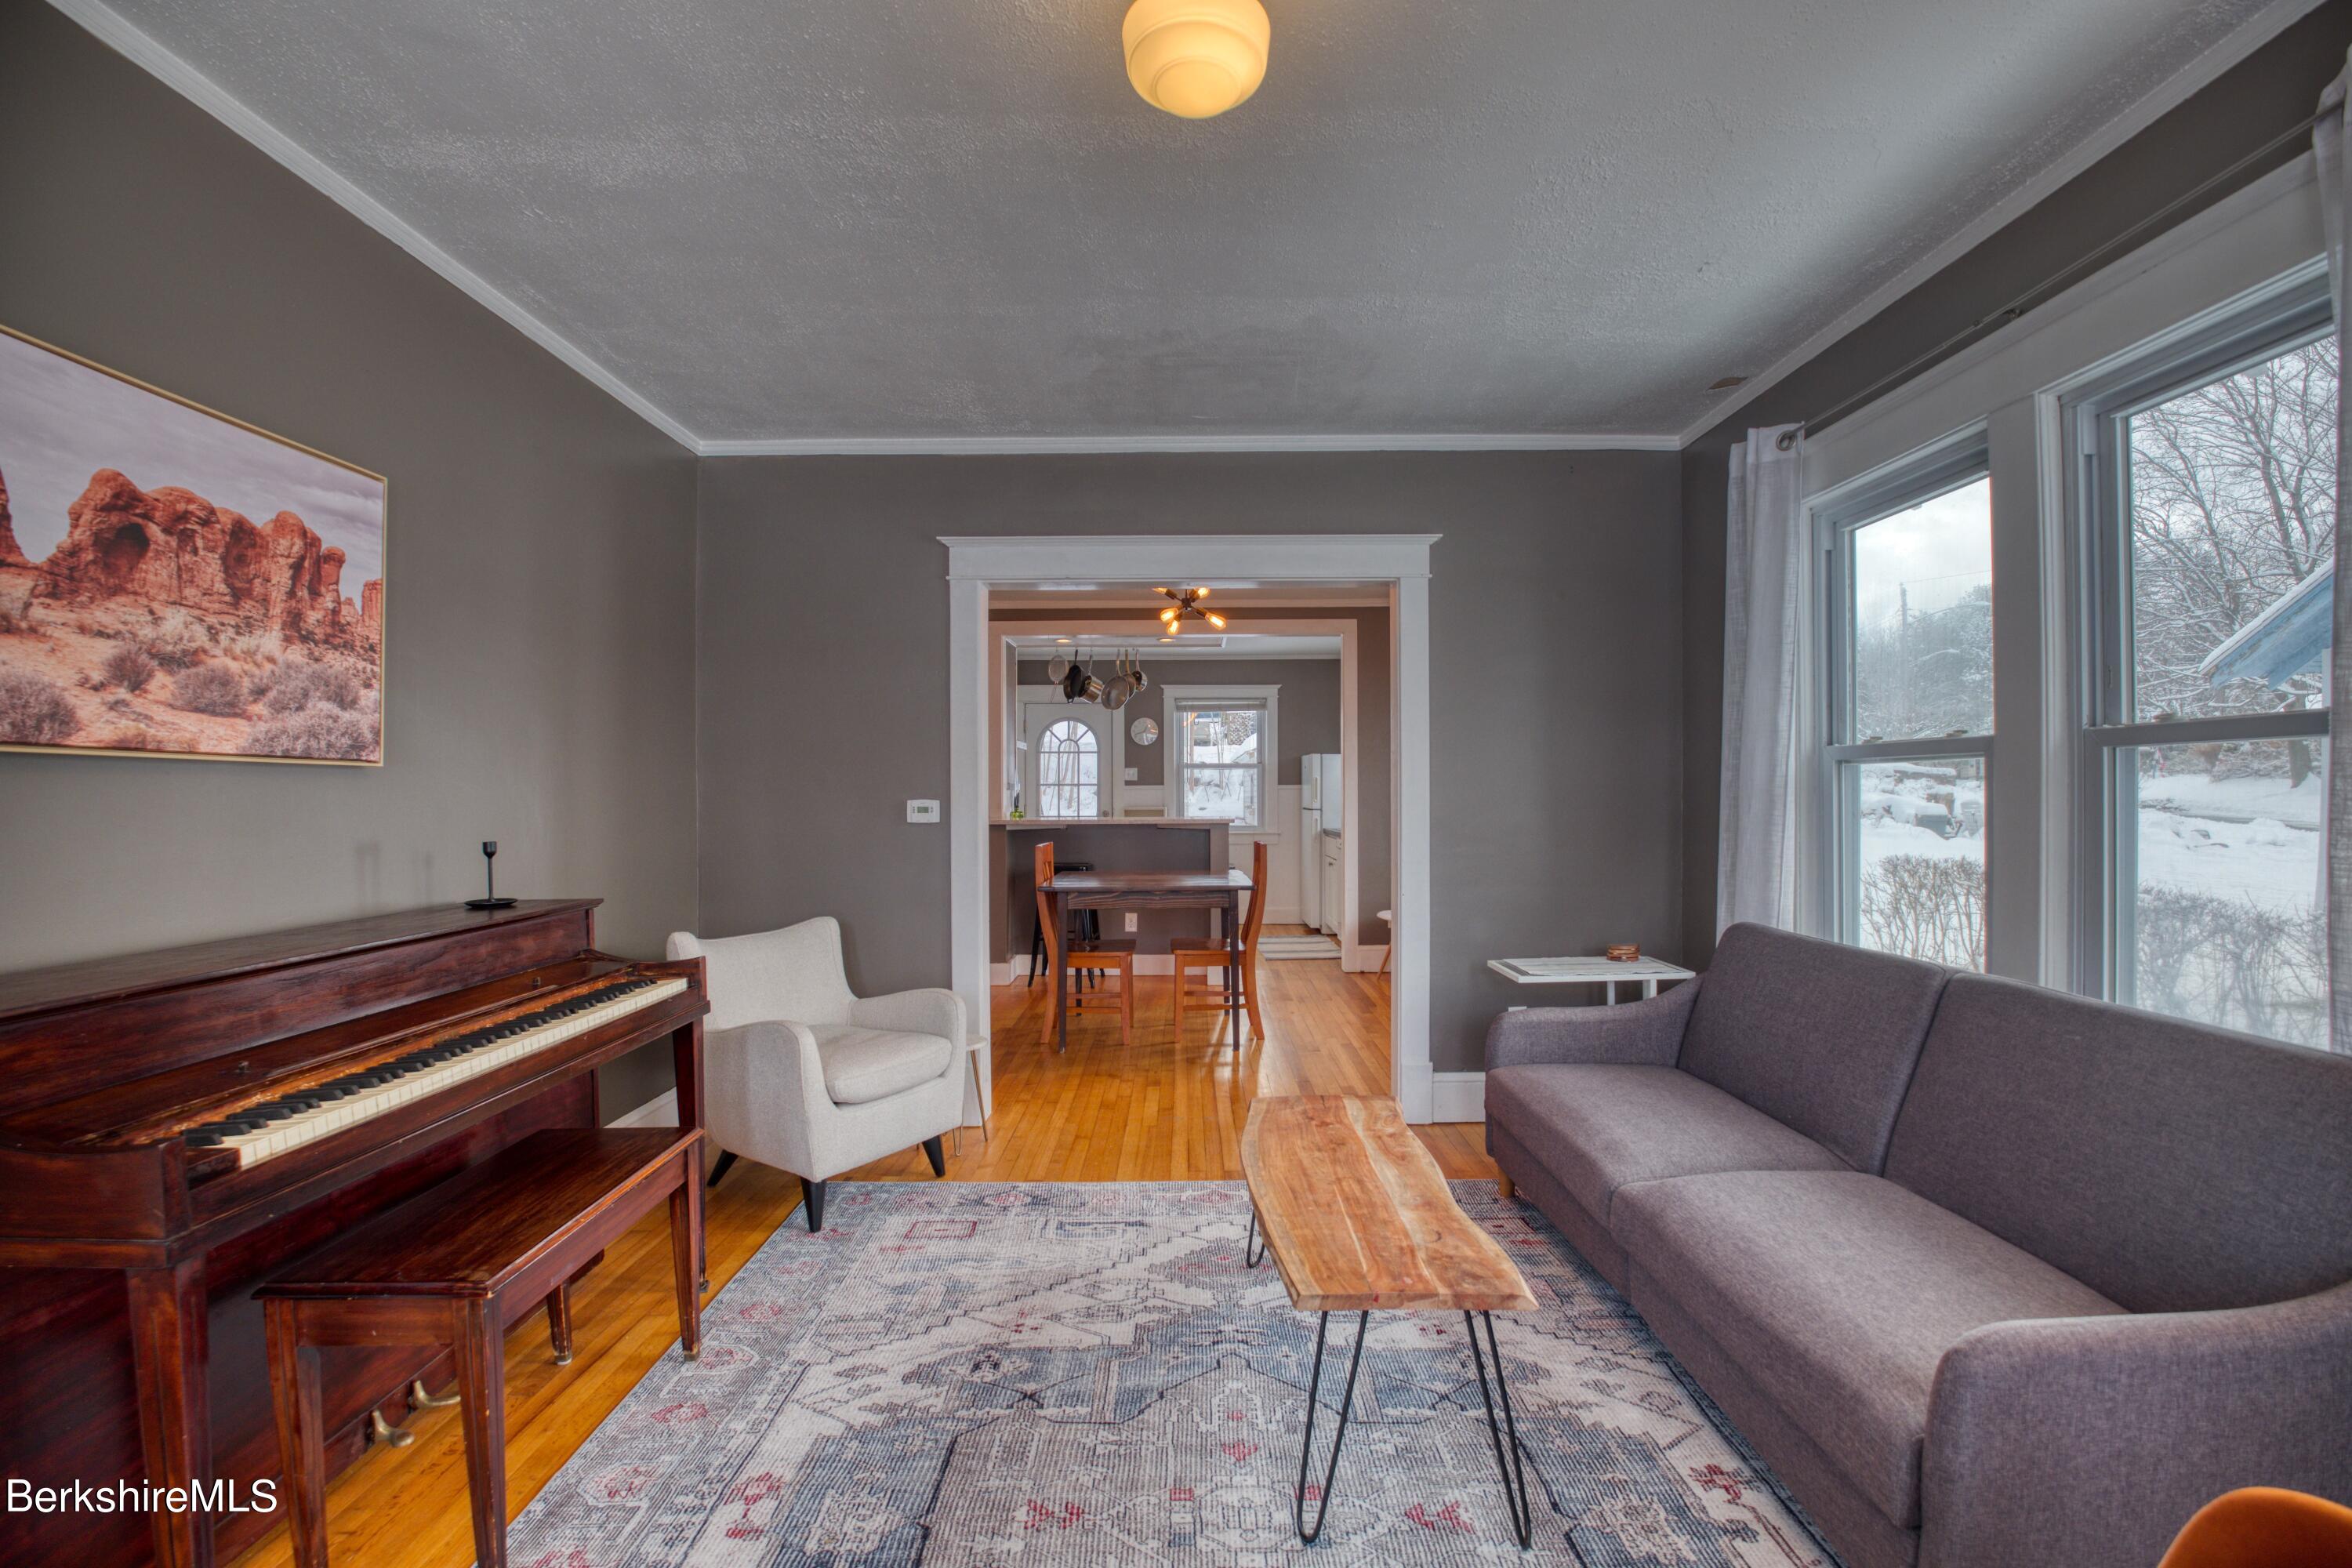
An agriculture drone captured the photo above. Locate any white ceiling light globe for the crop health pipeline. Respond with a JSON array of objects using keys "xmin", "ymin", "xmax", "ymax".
[{"xmin": 1122, "ymin": 0, "xmax": 1271, "ymax": 119}]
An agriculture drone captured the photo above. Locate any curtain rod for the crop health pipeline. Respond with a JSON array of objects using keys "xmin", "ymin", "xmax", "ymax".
[{"xmin": 1775, "ymin": 107, "xmax": 2327, "ymax": 452}]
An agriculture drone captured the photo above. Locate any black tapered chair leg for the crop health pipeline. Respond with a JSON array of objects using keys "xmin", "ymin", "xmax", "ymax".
[
  {"xmin": 923, "ymin": 1135, "xmax": 946, "ymax": 1177},
  {"xmin": 801, "ymin": 1177, "xmax": 826, "ymax": 1232},
  {"xmin": 706, "ymin": 1150, "xmax": 738, "ymax": 1189}
]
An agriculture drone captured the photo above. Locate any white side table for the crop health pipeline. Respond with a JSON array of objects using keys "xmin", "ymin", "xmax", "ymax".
[{"xmin": 1487, "ymin": 956, "xmax": 1695, "ymax": 1007}]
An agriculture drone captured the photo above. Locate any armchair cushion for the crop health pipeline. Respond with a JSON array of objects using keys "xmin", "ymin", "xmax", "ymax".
[{"xmin": 813, "ymin": 1025, "xmax": 955, "ymax": 1106}]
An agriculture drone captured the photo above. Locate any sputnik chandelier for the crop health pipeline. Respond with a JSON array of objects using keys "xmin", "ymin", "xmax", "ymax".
[{"xmin": 1156, "ymin": 586, "xmax": 1227, "ymax": 632}]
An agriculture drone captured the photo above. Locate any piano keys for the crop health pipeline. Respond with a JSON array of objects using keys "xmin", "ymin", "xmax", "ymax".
[
  {"xmin": 0, "ymin": 899, "xmax": 707, "ymax": 1568},
  {"xmin": 184, "ymin": 974, "xmax": 688, "ymax": 1171}
]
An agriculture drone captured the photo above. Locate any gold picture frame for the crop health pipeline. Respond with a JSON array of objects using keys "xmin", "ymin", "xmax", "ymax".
[{"xmin": 0, "ymin": 323, "xmax": 387, "ymax": 765}]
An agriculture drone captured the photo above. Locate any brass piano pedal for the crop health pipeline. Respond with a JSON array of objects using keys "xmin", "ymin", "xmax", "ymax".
[
  {"xmin": 408, "ymin": 1378, "xmax": 460, "ymax": 1410},
  {"xmin": 368, "ymin": 1409, "xmax": 415, "ymax": 1449}
]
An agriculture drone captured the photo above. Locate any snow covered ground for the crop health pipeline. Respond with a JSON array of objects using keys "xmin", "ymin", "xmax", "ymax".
[{"xmin": 2136, "ymin": 767, "xmax": 2321, "ymax": 915}]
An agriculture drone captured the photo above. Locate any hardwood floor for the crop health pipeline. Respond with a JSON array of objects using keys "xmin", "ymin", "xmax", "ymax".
[{"xmin": 229, "ymin": 931, "xmax": 1492, "ymax": 1566}]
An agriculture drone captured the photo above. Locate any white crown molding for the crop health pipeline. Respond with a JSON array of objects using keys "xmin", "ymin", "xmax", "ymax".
[
  {"xmin": 1677, "ymin": 0, "xmax": 2329, "ymax": 448},
  {"xmin": 942, "ymin": 533, "xmax": 1439, "ymax": 583},
  {"xmin": 698, "ymin": 431, "xmax": 1679, "ymax": 456},
  {"xmin": 49, "ymin": 0, "xmax": 702, "ymax": 453}
]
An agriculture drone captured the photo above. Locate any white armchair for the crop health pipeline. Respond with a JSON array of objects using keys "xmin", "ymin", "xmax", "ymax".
[{"xmin": 666, "ymin": 916, "xmax": 966, "ymax": 1232}]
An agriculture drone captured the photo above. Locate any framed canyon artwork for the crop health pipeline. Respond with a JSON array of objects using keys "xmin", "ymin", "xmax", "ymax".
[{"xmin": 0, "ymin": 325, "xmax": 385, "ymax": 764}]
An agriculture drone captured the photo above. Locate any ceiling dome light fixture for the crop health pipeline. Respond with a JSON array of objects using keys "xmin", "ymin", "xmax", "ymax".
[{"xmin": 1122, "ymin": 0, "xmax": 1270, "ymax": 120}]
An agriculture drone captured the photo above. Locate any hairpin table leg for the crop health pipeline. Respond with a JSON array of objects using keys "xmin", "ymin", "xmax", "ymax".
[
  {"xmin": 1245, "ymin": 1205, "xmax": 1266, "ymax": 1269},
  {"xmin": 1294, "ymin": 1309, "xmax": 1370, "ymax": 1544},
  {"xmin": 1464, "ymin": 1309, "xmax": 1536, "ymax": 1549}
]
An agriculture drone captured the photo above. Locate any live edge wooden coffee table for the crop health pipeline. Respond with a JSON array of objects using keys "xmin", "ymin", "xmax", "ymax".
[{"xmin": 1240, "ymin": 1094, "xmax": 1540, "ymax": 1547}]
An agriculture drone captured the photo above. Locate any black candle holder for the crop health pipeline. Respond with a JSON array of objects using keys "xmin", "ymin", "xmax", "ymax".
[{"xmin": 464, "ymin": 840, "xmax": 518, "ymax": 909}]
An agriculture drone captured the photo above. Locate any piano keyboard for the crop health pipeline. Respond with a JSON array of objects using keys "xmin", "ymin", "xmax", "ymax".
[{"xmin": 184, "ymin": 975, "xmax": 688, "ymax": 1169}]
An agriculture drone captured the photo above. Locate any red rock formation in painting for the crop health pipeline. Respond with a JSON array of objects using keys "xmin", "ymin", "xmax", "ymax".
[
  {"xmin": 0, "ymin": 469, "xmax": 27, "ymax": 567},
  {"xmin": 32, "ymin": 469, "xmax": 380, "ymax": 652}
]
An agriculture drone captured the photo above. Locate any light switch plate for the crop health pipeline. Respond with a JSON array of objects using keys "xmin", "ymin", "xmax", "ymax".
[
  {"xmin": 906, "ymin": 800, "xmax": 941, "ymax": 823},
  {"xmin": 1123, "ymin": 913, "xmax": 1139, "ymax": 933},
  {"xmin": 1123, "ymin": 767, "xmax": 1139, "ymax": 782}
]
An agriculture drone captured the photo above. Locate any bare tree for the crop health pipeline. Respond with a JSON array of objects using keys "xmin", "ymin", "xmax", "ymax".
[{"xmin": 2129, "ymin": 337, "xmax": 2337, "ymax": 721}]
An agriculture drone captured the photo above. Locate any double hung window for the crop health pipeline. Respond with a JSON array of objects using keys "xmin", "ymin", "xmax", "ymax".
[
  {"xmin": 1822, "ymin": 452, "xmax": 1995, "ymax": 969},
  {"xmin": 2069, "ymin": 288, "xmax": 2337, "ymax": 1046}
]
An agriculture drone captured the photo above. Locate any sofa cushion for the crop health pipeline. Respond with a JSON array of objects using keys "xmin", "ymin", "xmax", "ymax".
[
  {"xmin": 810, "ymin": 1025, "xmax": 953, "ymax": 1105},
  {"xmin": 1614, "ymin": 1171, "xmax": 2123, "ymax": 1530},
  {"xmin": 1676, "ymin": 924, "xmax": 1948, "ymax": 1174},
  {"xmin": 1486, "ymin": 1064, "xmax": 1849, "ymax": 1228},
  {"xmin": 1886, "ymin": 973, "xmax": 2352, "ymax": 1314}
]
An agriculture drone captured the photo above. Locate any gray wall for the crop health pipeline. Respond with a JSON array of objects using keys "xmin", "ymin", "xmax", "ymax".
[
  {"xmin": 1678, "ymin": 1, "xmax": 2352, "ymax": 970},
  {"xmin": 696, "ymin": 450, "xmax": 1681, "ymax": 1073},
  {"xmin": 1014, "ymin": 658, "xmax": 1341, "ymax": 787},
  {"xmin": 0, "ymin": 5, "xmax": 699, "ymax": 1110}
]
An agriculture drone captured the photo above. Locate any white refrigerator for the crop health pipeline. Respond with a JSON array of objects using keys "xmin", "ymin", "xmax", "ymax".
[{"xmin": 1299, "ymin": 753, "xmax": 1342, "ymax": 933}]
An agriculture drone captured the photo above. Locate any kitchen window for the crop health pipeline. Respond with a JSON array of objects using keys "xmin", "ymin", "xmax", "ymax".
[
  {"xmin": 2066, "ymin": 281, "xmax": 2336, "ymax": 1047},
  {"xmin": 1820, "ymin": 449, "xmax": 1994, "ymax": 969},
  {"xmin": 1164, "ymin": 686, "xmax": 1279, "ymax": 830}
]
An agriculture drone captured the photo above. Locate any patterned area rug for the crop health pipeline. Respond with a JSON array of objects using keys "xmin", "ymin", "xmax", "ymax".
[{"xmin": 507, "ymin": 1181, "xmax": 1836, "ymax": 1566}]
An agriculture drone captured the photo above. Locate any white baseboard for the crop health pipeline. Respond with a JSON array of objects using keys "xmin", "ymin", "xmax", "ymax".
[
  {"xmin": 989, "ymin": 960, "xmax": 1012, "ymax": 986},
  {"xmin": 1430, "ymin": 1071, "xmax": 1486, "ymax": 1123},
  {"xmin": 609, "ymin": 1088, "xmax": 679, "ymax": 1128},
  {"xmin": 1344, "ymin": 943, "xmax": 1388, "ymax": 974},
  {"xmin": 1266, "ymin": 905, "xmax": 1302, "ymax": 926}
]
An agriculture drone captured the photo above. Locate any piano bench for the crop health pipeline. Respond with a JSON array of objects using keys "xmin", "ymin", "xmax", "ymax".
[{"xmin": 257, "ymin": 1126, "xmax": 704, "ymax": 1568}]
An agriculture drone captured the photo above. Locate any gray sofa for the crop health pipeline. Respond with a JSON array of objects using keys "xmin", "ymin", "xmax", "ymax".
[{"xmin": 1484, "ymin": 921, "xmax": 2352, "ymax": 1568}]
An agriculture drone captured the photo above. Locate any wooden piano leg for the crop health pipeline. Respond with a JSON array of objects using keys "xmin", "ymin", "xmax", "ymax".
[
  {"xmin": 673, "ymin": 1018, "xmax": 707, "ymax": 1292},
  {"xmin": 263, "ymin": 1301, "xmax": 329, "ymax": 1568},
  {"xmin": 544, "ymin": 1284, "xmax": 575, "ymax": 1366},
  {"xmin": 128, "ymin": 1258, "xmax": 214, "ymax": 1568},
  {"xmin": 670, "ymin": 1154, "xmax": 703, "ymax": 1359},
  {"xmin": 452, "ymin": 1298, "xmax": 510, "ymax": 1568}
]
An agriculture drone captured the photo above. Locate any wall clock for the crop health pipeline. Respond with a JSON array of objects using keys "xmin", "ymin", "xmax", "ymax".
[{"xmin": 1130, "ymin": 717, "xmax": 1160, "ymax": 746}]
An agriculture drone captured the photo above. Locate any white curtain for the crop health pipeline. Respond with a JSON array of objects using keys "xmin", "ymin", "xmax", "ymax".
[
  {"xmin": 2320, "ymin": 55, "xmax": 2351, "ymax": 1049},
  {"xmin": 1718, "ymin": 424, "xmax": 1808, "ymax": 934}
]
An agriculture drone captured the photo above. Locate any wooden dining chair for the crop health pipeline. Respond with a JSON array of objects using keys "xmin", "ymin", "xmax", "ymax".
[
  {"xmin": 1035, "ymin": 841, "xmax": 1135, "ymax": 1045},
  {"xmin": 1172, "ymin": 839, "xmax": 1269, "ymax": 1042}
]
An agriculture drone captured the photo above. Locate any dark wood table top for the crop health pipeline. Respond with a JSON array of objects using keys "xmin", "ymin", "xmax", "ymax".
[{"xmin": 1044, "ymin": 869, "xmax": 1253, "ymax": 895}]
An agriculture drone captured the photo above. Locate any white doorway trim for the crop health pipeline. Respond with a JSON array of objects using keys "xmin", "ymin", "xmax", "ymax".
[{"xmin": 946, "ymin": 535, "xmax": 1437, "ymax": 1122}]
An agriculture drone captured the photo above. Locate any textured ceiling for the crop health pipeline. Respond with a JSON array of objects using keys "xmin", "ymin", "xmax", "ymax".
[{"xmin": 98, "ymin": 0, "xmax": 2281, "ymax": 443}]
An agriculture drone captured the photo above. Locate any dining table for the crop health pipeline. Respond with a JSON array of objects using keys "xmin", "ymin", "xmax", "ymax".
[{"xmin": 1040, "ymin": 866, "xmax": 1255, "ymax": 1052}]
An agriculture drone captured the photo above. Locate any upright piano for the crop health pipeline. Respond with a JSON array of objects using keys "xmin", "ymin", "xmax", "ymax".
[{"xmin": 0, "ymin": 900, "xmax": 707, "ymax": 1568}]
